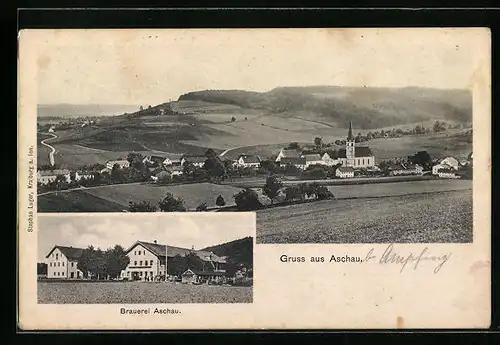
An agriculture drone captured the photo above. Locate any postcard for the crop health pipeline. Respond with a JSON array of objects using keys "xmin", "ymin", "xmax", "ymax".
[{"xmin": 18, "ymin": 28, "xmax": 491, "ymax": 329}]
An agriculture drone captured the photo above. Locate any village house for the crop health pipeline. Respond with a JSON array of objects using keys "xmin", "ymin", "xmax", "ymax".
[
  {"xmin": 181, "ymin": 269, "xmax": 226, "ymax": 284},
  {"xmin": 166, "ymin": 165, "xmax": 183, "ymax": 177},
  {"xmin": 302, "ymin": 153, "xmax": 324, "ymax": 168},
  {"xmin": 142, "ymin": 155, "xmax": 166, "ymax": 166},
  {"xmin": 45, "ymin": 245, "xmax": 85, "ymax": 279},
  {"xmin": 37, "ymin": 169, "xmax": 71, "ymax": 185},
  {"xmin": 279, "ymin": 157, "xmax": 307, "ymax": 170},
  {"xmin": 180, "ymin": 155, "xmax": 206, "ymax": 168},
  {"xmin": 75, "ymin": 170, "xmax": 96, "ymax": 181},
  {"xmin": 275, "ymin": 148, "xmax": 300, "ymax": 162},
  {"xmin": 388, "ymin": 163, "xmax": 424, "ymax": 176},
  {"xmin": 432, "ymin": 157, "xmax": 460, "ymax": 175},
  {"xmin": 335, "ymin": 166, "xmax": 355, "ymax": 179},
  {"xmin": 235, "ymin": 155, "xmax": 261, "ymax": 169},
  {"xmin": 105, "ymin": 159, "xmax": 130, "ymax": 170},
  {"xmin": 162, "ymin": 156, "xmax": 182, "ymax": 168},
  {"xmin": 120, "ymin": 240, "xmax": 227, "ymax": 282},
  {"xmin": 48, "ymin": 126, "xmax": 55, "ymax": 133}
]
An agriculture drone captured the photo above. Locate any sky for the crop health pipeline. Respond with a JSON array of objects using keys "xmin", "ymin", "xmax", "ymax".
[
  {"xmin": 30, "ymin": 28, "xmax": 487, "ymax": 107},
  {"xmin": 37, "ymin": 213, "xmax": 254, "ymax": 262}
]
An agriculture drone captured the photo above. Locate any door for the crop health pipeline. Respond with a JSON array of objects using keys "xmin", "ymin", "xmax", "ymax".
[{"xmin": 70, "ymin": 272, "xmax": 74, "ymax": 278}]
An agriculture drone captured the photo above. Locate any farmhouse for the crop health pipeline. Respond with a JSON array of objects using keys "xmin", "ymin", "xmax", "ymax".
[
  {"xmin": 105, "ymin": 160, "xmax": 130, "ymax": 170},
  {"xmin": 236, "ymin": 155, "xmax": 261, "ymax": 168},
  {"xmin": 166, "ymin": 165, "xmax": 183, "ymax": 177},
  {"xmin": 142, "ymin": 155, "xmax": 167, "ymax": 166},
  {"xmin": 180, "ymin": 155, "xmax": 206, "ymax": 168},
  {"xmin": 279, "ymin": 157, "xmax": 307, "ymax": 170},
  {"xmin": 388, "ymin": 163, "xmax": 424, "ymax": 176},
  {"xmin": 181, "ymin": 269, "xmax": 227, "ymax": 284},
  {"xmin": 302, "ymin": 154, "xmax": 324, "ymax": 168},
  {"xmin": 120, "ymin": 240, "xmax": 227, "ymax": 282},
  {"xmin": 335, "ymin": 166, "xmax": 355, "ymax": 179},
  {"xmin": 75, "ymin": 170, "xmax": 96, "ymax": 181},
  {"xmin": 275, "ymin": 148, "xmax": 300, "ymax": 162},
  {"xmin": 432, "ymin": 157, "xmax": 460, "ymax": 175},
  {"xmin": 45, "ymin": 245, "xmax": 85, "ymax": 279},
  {"xmin": 37, "ymin": 169, "xmax": 71, "ymax": 185},
  {"xmin": 162, "ymin": 156, "xmax": 181, "ymax": 167}
]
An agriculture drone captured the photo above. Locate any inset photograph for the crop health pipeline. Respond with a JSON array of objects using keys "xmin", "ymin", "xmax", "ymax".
[{"xmin": 37, "ymin": 213, "xmax": 254, "ymax": 304}]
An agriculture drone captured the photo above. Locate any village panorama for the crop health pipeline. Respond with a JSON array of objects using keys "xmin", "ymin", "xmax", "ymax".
[{"xmin": 36, "ymin": 86, "xmax": 473, "ymax": 244}]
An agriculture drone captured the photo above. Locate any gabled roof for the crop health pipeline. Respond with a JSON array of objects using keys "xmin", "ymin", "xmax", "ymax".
[
  {"xmin": 194, "ymin": 271, "xmax": 226, "ymax": 276},
  {"xmin": 181, "ymin": 155, "xmax": 207, "ymax": 164},
  {"xmin": 106, "ymin": 160, "xmax": 129, "ymax": 164},
  {"xmin": 302, "ymin": 154, "xmax": 322, "ymax": 162},
  {"xmin": 279, "ymin": 149, "xmax": 300, "ymax": 158},
  {"xmin": 37, "ymin": 169, "xmax": 71, "ymax": 176},
  {"xmin": 338, "ymin": 147, "xmax": 373, "ymax": 158},
  {"xmin": 239, "ymin": 155, "xmax": 260, "ymax": 164},
  {"xmin": 45, "ymin": 245, "xmax": 84, "ymax": 260},
  {"xmin": 126, "ymin": 241, "xmax": 226, "ymax": 263},
  {"xmin": 280, "ymin": 157, "xmax": 306, "ymax": 165}
]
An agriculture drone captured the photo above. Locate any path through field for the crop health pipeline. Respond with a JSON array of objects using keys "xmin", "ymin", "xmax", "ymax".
[{"xmin": 40, "ymin": 132, "xmax": 57, "ymax": 166}]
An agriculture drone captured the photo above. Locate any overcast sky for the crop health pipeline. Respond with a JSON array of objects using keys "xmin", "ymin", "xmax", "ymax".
[
  {"xmin": 37, "ymin": 213, "xmax": 254, "ymax": 262},
  {"xmin": 31, "ymin": 28, "xmax": 485, "ymax": 106}
]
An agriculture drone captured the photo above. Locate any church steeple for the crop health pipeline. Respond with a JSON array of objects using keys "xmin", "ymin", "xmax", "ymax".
[{"xmin": 347, "ymin": 120, "xmax": 354, "ymax": 141}]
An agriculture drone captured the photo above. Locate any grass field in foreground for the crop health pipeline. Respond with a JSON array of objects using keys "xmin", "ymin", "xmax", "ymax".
[
  {"xmin": 37, "ymin": 281, "xmax": 252, "ymax": 304},
  {"xmin": 38, "ymin": 182, "xmax": 243, "ymax": 212},
  {"xmin": 256, "ymin": 189, "xmax": 472, "ymax": 244}
]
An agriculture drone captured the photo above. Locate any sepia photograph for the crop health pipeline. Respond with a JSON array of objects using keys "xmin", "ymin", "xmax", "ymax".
[
  {"xmin": 37, "ymin": 214, "xmax": 254, "ymax": 304},
  {"xmin": 34, "ymin": 29, "xmax": 473, "ymax": 244}
]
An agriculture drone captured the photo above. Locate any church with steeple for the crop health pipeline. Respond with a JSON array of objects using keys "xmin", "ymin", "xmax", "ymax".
[{"xmin": 321, "ymin": 120, "xmax": 375, "ymax": 168}]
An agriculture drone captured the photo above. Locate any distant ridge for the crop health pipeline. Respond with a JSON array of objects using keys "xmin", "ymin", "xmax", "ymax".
[
  {"xmin": 201, "ymin": 237, "xmax": 253, "ymax": 267},
  {"xmin": 37, "ymin": 104, "xmax": 142, "ymax": 118},
  {"xmin": 178, "ymin": 86, "xmax": 472, "ymax": 129}
]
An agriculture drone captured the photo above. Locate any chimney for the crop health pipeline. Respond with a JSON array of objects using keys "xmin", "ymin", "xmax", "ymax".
[{"xmin": 154, "ymin": 240, "xmax": 157, "ymax": 244}]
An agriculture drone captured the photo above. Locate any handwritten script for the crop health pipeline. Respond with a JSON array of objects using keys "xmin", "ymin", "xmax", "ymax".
[{"xmin": 364, "ymin": 244, "xmax": 452, "ymax": 273}]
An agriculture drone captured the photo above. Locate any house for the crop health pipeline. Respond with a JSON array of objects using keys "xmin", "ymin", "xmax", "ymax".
[
  {"xmin": 236, "ymin": 155, "xmax": 261, "ymax": 168},
  {"xmin": 151, "ymin": 170, "xmax": 170, "ymax": 182},
  {"xmin": 279, "ymin": 157, "xmax": 307, "ymax": 170},
  {"xmin": 142, "ymin": 155, "xmax": 166, "ymax": 166},
  {"xmin": 162, "ymin": 156, "xmax": 182, "ymax": 168},
  {"xmin": 275, "ymin": 148, "xmax": 300, "ymax": 162},
  {"xmin": 321, "ymin": 151, "xmax": 339, "ymax": 166},
  {"xmin": 48, "ymin": 126, "xmax": 55, "ymax": 133},
  {"xmin": 37, "ymin": 169, "xmax": 71, "ymax": 185},
  {"xmin": 120, "ymin": 240, "xmax": 227, "ymax": 282},
  {"xmin": 335, "ymin": 166, "xmax": 355, "ymax": 178},
  {"xmin": 75, "ymin": 171, "xmax": 96, "ymax": 181},
  {"xmin": 432, "ymin": 157, "xmax": 460, "ymax": 175},
  {"xmin": 302, "ymin": 154, "xmax": 324, "ymax": 168},
  {"xmin": 437, "ymin": 170, "xmax": 461, "ymax": 179},
  {"xmin": 180, "ymin": 155, "xmax": 206, "ymax": 168},
  {"xmin": 389, "ymin": 163, "xmax": 424, "ymax": 176},
  {"xmin": 105, "ymin": 160, "xmax": 130, "ymax": 170},
  {"xmin": 181, "ymin": 269, "xmax": 227, "ymax": 284},
  {"xmin": 166, "ymin": 165, "xmax": 183, "ymax": 177},
  {"xmin": 45, "ymin": 245, "xmax": 85, "ymax": 279}
]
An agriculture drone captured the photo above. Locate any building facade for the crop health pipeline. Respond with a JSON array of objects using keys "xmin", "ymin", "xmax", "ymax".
[{"xmin": 45, "ymin": 246, "xmax": 85, "ymax": 279}]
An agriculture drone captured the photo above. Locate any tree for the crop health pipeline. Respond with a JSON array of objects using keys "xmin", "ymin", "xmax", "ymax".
[
  {"xmin": 139, "ymin": 105, "xmax": 144, "ymax": 111},
  {"xmin": 408, "ymin": 151, "xmax": 432, "ymax": 170},
  {"xmin": 433, "ymin": 120, "xmax": 447, "ymax": 133},
  {"xmin": 205, "ymin": 148, "xmax": 217, "ymax": 158},
  {"xmin": 284, "ymin": 185, "xmax": 302, "ymax": 202},
  {"xmin": 287, "ymin": 142, "xmax": 300, "ymax": 150},
  {"xmin": 233, "ymin": 188, "xmax": 262, "ymax": 211},
  {"xmin": 315, "ymin": 186, "xmax": 334, "ymax": 200},
  {"xmin": 182, "ymin": 161, "xmax": 196, "ymax": 179},
  {"xmin": 110, "ymin": 164, "xmax": 125, "ymax": 184},
  {"xmin": 158, "ymin": 193, "xmax": 187, "ymax": 212},
  {"xmin": 128, "ymin": 200, "xmax": 157, "ymax": 212},
  {"xmin": 77, "ymin": 246, "xmax": 100, "ymax": 279},
  {"xmin": 263, "ymin": 175, "xmax": 283, "ymax": 204},
  {"xmin": 231, "ymin": 116, "xmax": 236, "ymax": 122},
  {"xmin": 167, "ymin": 254, "xmax": 188, "ymax": 277},
  {"xmin": 216, "ymin": 195, "xmax": 226, "ymax": 207},
  {"xmin": 196, "ymin": 202, "xmax": 208, "ymax": 211},
  {"xmin": 314, "ymin": 137, "xmax": 323, "ymax": 148},
  {"xmin": 104, "ymin": 245, "xmax": 130, "ymax": 279}
]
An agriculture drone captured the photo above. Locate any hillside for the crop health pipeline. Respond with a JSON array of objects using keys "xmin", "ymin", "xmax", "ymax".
[
  {"xmin": 37, "ymin": 104, "xmax": 141, "ymax": 118},
  {"xmin": 202, "ymin": 237, "xmax": 253, "ymax": 268},
  {"xmin": 179, "ymin": 86, "xmax": 472, "ymax": 129}
]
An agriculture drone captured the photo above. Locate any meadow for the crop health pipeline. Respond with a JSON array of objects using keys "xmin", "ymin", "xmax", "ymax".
[
  {"xmin": 37, "ymin": 182, "xmax": 243, "ymax": 212},
  {"xmin": 37, "ymin": 281, "xmax": 253, "ymax": 304},
  {"xmin": 256, "ymin": 188, "xmax": 472, "ymax": 244}
]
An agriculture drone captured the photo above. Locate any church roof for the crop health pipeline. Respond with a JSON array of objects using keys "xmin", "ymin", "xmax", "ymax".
[
  {"xmin": 338, "ymin": 147, "xmax": 373, "ymax": 158},
  {"xmin": 347, "ymin": 120, "xmax": 355, "ymax": 141}
]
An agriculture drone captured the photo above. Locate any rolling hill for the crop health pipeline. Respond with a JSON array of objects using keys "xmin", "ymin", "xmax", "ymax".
[
  {"xmin": 179, "ymin": 86, "xmax": 472, "ymax": 129},
  {"xmin": 202, "ymin": 236, "xmax": 253, "ymax": 268}
]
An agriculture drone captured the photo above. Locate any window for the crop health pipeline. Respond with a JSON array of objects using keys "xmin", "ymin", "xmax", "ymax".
[
  {"xmin": 150, "ymin": 271, "xmax": 153, "ymax": 276},
  {"xmin": 62, "ymin": 272, "xmax": 64, "ymax": 276},
  {"xmin": 57, "ymin": 272, "xmax": 60, "ymax": 276},
  {"xmin": 58, "ymin": 262, "xmax": 60, "ymax": 267},
  {"xmin": 140, "ymin": 261, "xmax": 142, "ymax": 266},
  {"xmin": 362, "ymin": 159, "xmax": 364, "ymax": 165},
  {"xmin": 134, "ymin": 251, "xmax": 136, "ymax": 255},
  {"xmin": 134, "ymin": 261, "xmax": 137, "ymax": 266},
  {"xmin": 140, "ymin": 271, "xmax": 143, "ymax": 276},
  {"xmin": 54, "ymin": 272, "xmax": 56, "ymax": 276},
  {"xmin": 71, "ymin": 262, "xmax": 74, "ymax": 267},
  {"xmin": 150, "ymin": 260, "xmax": 153, "ymax": 266},
  {"xmin": 56, "ymin": 254, "xmax": 58, "ymax": 260},
  {"xmin": 62, "ymin": 262, "xmax": 64, "ymax": 267},
  {"xmin": 49, "ymin": 262, "xmax": 52, "ymax": 267},
  {"xmin": 127, "ymin": 271, "xmax": 130, "ymax": 276}
]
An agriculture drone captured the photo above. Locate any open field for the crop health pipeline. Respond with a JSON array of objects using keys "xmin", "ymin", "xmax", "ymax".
[
  {"xmin": 37, "ymin": 182, "xmax": 242, "ymax": 212},
  {"xmin": 256, "ymin": 188, "xmax": 472, "ymax": 244},
  {"xmin": 38, "ymin": 281, "xmax": 253, "ymax": 304}
]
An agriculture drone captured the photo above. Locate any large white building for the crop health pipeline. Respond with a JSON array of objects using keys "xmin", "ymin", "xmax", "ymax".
[
  {"xmin": 37, "ymin": 169, "xmax": 71, "ymax": 185},
  {"xmin": 120, "ymin": 240, "xmax": 227, "ymax": 282},
  {"xmin": 45, "ymin": 245, "xmax": 85, "ymax": 279}
]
